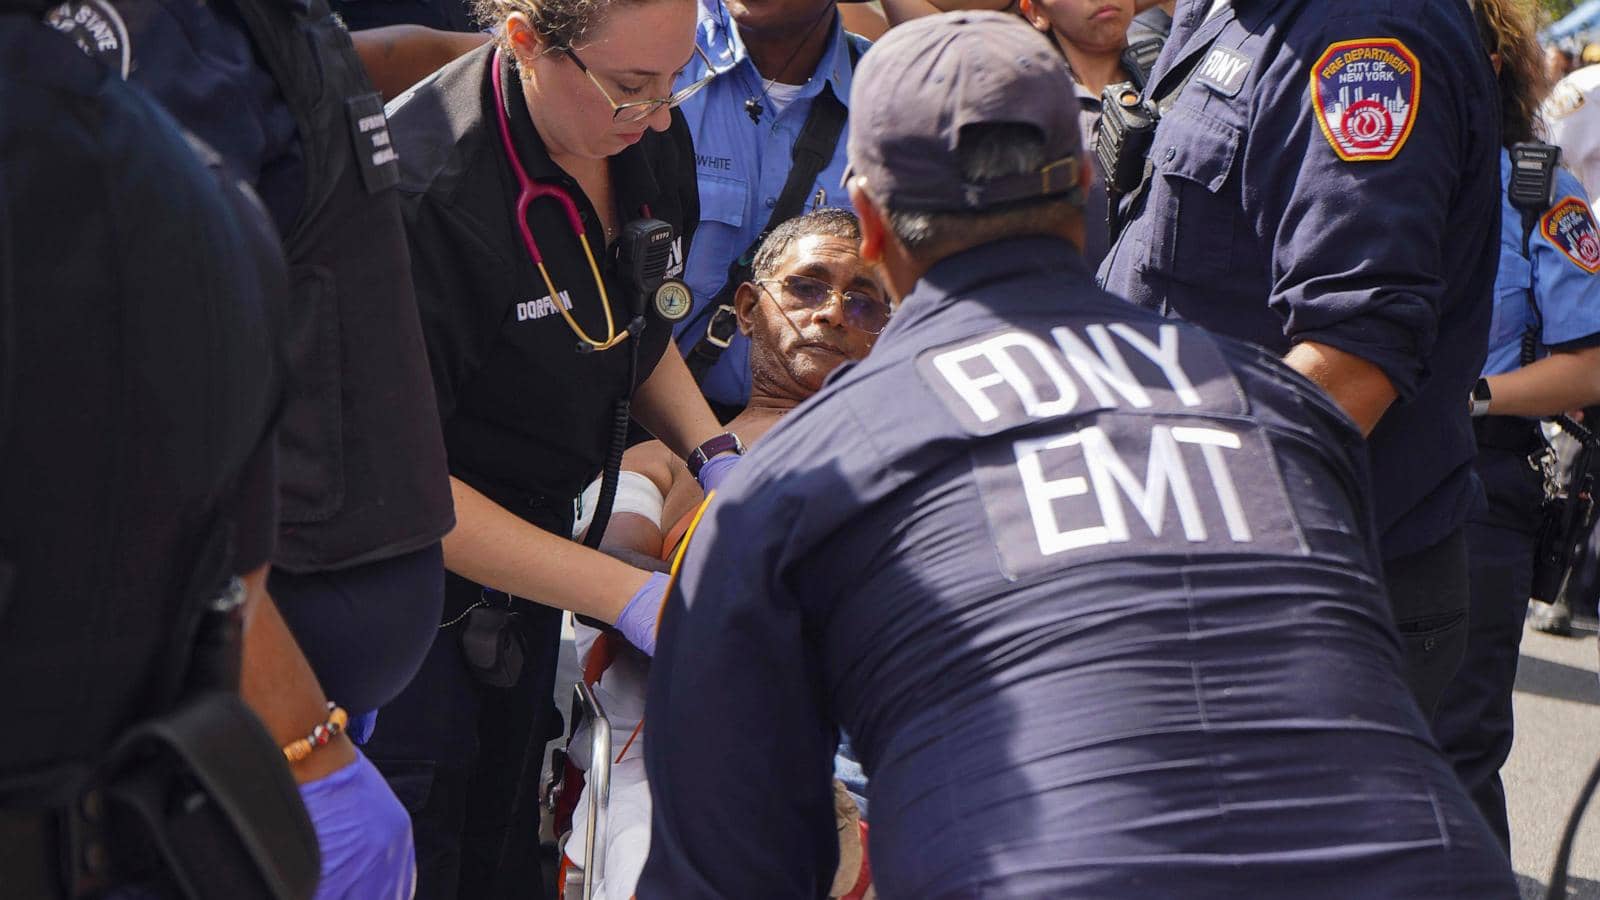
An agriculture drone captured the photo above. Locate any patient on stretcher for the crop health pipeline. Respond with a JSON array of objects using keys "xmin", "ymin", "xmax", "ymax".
[{"xmin": 566, "ymin": 209, "xmax": 885, "ymax": 899}]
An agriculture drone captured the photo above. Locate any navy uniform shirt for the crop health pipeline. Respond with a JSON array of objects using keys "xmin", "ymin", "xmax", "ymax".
[
  {"xmin": 1100, "ymin": 0, "xmax": 1500, "ymax": 559},
  {"xmin": 1127, "ymin": 5, "xmax": 1172, "ymax": 43},
  {"xmin": 1, "ymin": 19, "xmax": 282, "ymax": 770},
  {"xmin": 642, "ymin": 237, "xmax": 1515, "ymax": 898},
  {"xmin": 1073, "ymin": 79, "xmax": 1112, "ymax": 268},
  {"xmin": 46, "ymin": 0, "xmax": 458, "ymax": 572},
  {"xmin": 386, "ymin": 45, "xmax": 699, "ymax": 521},
  {"xmin": 44, "ymin": 0, "xmax": 305, "ymax": 235}
]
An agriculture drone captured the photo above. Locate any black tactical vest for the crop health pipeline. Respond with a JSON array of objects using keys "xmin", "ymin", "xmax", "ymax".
[{"xmin": 228, "ymin": 0, "xmax": 454, "ymax": 571}]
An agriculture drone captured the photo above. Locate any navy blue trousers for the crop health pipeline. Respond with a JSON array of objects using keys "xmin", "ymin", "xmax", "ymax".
[
  {"xmin": 364, "ymin": 569, "xmax": 563, "ymax": 900},
  {"xmin": 1434, "ymin": 443, "xmax": 1544, "ymax": 853}
]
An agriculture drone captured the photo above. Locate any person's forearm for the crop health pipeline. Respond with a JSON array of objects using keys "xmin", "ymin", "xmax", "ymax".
[
  {"xmin": 630, "ymin": 346, "xmax": 726, "ymax": 459},
  {"xmin": 350, "ymin": 25, "xmax": 490, "ymax": 101},
  {"xmin": 1486, "ymin": 346, "xmax": 1600, "ymax": 418},
  {"xmin": 443, "ymin": 476, "xmax": 651, "ymax": 622},
  {"xmin": 239, "ymin": 567, "xmax": 356, "ymax": 785},
  {"xmin": 881, "ymin": 0, "xmax": 941, "ymax": 26},
  {"xmin": 593, "ymin": 512, "xmax": 668, "ymax": 565},
  {"xmin": 1283, "ymin": 340, "xmax": 1398, "ymax": 436},
  {"xmin": 839, "ymin": 3, "xmax": 888, "ymax": 39}
]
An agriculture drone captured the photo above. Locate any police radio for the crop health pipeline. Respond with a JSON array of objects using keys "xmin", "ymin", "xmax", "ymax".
[
  {"xmin": 1121, "ymin": 37, "xmax": 1164, "ymax": 92},
  {"xmin": 1507, "ymin": 143, "xmax": 1562, "ymax": 368},
  {"xmin": 617, "ymin": 218, "xmax": 691, "ymax": 324},
  {"xmin": 1508, "ymin": 142, "xmax": 1560, "ymax": 216},
  {"xmin": 1095, "ymin": 82, "xmax": 1159, "ymax": 196}
]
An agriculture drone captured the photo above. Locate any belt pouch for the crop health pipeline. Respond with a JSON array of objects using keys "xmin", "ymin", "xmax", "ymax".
[
  {"xmin": 460, "ymin": 605, "xmax": 525, "ymax": 688},
  {"xmin": 97, "ymin": 691, "xmax": 320, "ymax": 900}
]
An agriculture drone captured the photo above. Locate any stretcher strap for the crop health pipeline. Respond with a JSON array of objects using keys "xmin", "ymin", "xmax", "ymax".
[{"xmin": 615, "ymin": 720, "xmax": 645, "ymax": 764}]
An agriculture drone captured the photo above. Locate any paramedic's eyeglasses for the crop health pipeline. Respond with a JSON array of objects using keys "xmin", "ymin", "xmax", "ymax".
[
  {"xmin": 565, "ymin": 45, "xmax": 716, "ymax": 125},
  {"xmin": 757, "ymin": 275, "xmax": 891, "ymax": 334}
]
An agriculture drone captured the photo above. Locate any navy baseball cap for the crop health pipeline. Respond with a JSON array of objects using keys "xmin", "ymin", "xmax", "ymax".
[{"xmin": 845, "ymin": 10, "xmax": 1083, "ymax": 212}]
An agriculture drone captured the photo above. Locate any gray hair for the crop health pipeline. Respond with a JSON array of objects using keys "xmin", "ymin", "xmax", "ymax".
[
  {"xmin": 885, "ymin": 123, "xmax": 1079, "ymax": 257},
  {"xmin": 751, "ymin": 207, "xmax": 864, "ymax": 281}
]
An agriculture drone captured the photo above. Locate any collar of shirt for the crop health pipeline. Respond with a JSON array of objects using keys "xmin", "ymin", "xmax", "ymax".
[
  {"xmin": 496, "ymin": 51, "xmax": 667, "ymax": 218},
  {"xmin": 1074, "ymin": 77, "xmax": 1101, "ymax": 112},
  {"xmin": 688, "ymin": 0, "xmax": 856, "ymax": 107},
  {"xmin": 885, "ymin": 237, "xmax": 1092, "ymax": 338},
  {"xmin": 1152, "ymin": 0, "xmax": 1253, "ymax": 99}
]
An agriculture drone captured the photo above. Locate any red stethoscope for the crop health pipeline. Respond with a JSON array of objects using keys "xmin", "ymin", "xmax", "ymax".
[{"xmin": 491, "ymin": 48, "xmax": 629, "ymax": 352}]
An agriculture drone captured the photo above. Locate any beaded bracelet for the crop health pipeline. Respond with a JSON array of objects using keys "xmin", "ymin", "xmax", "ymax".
[{"xmin": 282, "ymin": 702, "xmax": 349, "ymax": 764}]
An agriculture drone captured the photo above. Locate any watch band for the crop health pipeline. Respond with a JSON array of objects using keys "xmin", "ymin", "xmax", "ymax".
[
  {"xmin": 1470, "ymin": 377, "xmax": 1493, "ymax": 418},
  {"xmin": 687, "ymin": 432, "xmax": 745, "ymax": 478}
]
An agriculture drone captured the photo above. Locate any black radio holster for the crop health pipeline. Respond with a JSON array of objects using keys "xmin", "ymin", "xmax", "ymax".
[
  {"xmin": 91, "ymin": 692, "xmax": 322, "ymax": 899},
  {"xmin": 461, "ymin": 601, "xmax": 526, "ymax": 688},
  {"xmin": 0, "ymin": 524, "xmax": 320, "ymax": 898},
  {"xmin": 0, "ymin": 693, "xmax": 318, "ymax": 900},
  {"xmin": 1531, "ymin": 418, "xmax": 1599, "ymax": 606}
]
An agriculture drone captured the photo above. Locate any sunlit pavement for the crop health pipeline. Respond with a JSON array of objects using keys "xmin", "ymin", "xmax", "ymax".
[{"xmin": 1509, "ymin": 623, "xmax": 1600, "ymax": 898}]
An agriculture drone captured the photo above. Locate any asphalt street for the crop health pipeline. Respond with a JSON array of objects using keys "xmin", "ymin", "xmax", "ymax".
[{"xmin": 1509, "ymin": 622, "xmax": 1600, "ymax": 899}]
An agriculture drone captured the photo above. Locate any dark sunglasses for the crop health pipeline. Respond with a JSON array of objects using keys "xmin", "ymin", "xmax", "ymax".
[{"xmin": 757, "ymin": 274, "xmax": 890, "ymax": 334}]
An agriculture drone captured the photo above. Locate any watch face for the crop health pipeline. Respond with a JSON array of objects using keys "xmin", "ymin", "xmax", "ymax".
[{"xmin": 653, "ymin": 279, "xmax": 693, "ymax": 322}]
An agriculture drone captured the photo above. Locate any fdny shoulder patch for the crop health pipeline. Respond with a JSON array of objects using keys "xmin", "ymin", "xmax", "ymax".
[
  {"xmin": 1310, "ymin": 38, "xmax": 1420, "ymax": 163},
  {"xmin": 1542, "ymin": 197, "xmax": 1600, "ymax": 274}
]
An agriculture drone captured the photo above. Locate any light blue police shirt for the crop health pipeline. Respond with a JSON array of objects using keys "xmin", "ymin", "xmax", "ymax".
[
  {"xmin": 1488, "ymin": 150, "xmax": 1600, "ymax": 377},
  {"xmin": 671, "ymin": 0, "xmax": 869, "ymax": 407}
]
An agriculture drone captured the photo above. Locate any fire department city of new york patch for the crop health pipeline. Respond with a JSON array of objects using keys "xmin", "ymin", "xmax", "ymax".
[
  {"xmin": 1311, "ymin": 38, "xmax": 1420, "ymax": 162},
  {"xmin": 1542, "ymin": 197, "xmax": 1600, "ymax": 274}
]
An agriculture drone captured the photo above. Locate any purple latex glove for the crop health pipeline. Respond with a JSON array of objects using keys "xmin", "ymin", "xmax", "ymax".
[
  {"xmin": 345, "ymin": 709, "xmax": 377, "ymax": 745},
  {"xmin": 696, "ymin": 453, "xmax": 740, "ymax": 494},
  {"xmin": 299, "ymin": 750, "xmax": 415, "ymax": 900},
  {"xmin": 617, "ymin": 571, "xmax": 670, "ymax": 656}
]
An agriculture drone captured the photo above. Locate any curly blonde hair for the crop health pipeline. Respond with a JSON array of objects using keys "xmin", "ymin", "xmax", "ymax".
[{"xmin": 1474, "ymin": 0, "xmax": 1548, "ymax": 147}]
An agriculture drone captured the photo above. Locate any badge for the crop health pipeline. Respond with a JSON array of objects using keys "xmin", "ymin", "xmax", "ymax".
[
  {"xmin": 345, "ymin": 92, "xmax": 400, "ymax": 194},
  {"xmin": 1541, "ymin": 197, "xmax": 1600, "ymax": 274},
  {"xmin": 1310, "ymin": 38, "xmax": 1420, "ymax": 162},
  {"xmin": 1195, "ymin": 47, "xmax": 1251, "ymax": 98},
  {"xmin": 653, "ymin": 279, "xmax": 693, "ymax": 322},
  {"xmin": 44, "ymin": 0, "xmax": 132, "ymax": 80},
  {"xmin": 1545, "ymin": 82, "xmax": 1587, "ymax": 120}
]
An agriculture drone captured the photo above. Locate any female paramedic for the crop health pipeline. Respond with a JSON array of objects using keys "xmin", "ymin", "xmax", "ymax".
[
  {"xmin": 361, "ymin": 0, "xmax": 739, "ymax": 894},
  {"xmin": 1433, "ymin": 0, "xmax": 1600, "ymax": 857}
]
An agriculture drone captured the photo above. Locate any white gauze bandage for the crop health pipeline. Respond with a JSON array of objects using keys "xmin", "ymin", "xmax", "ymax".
[{"xmin": 572, "ymin": 470, "xmax": 666, "ymax": 539}]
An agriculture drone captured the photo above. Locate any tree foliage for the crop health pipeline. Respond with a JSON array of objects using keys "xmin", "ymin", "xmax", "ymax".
[{"xmin": 1538, "ymin": 0, "xmax": 1580, "ymax": 27}]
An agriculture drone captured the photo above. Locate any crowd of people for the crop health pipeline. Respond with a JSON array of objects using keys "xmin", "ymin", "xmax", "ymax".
[{"xmin": 6, "ymin": 0, "xmax": 1600, "ymax": 896}]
